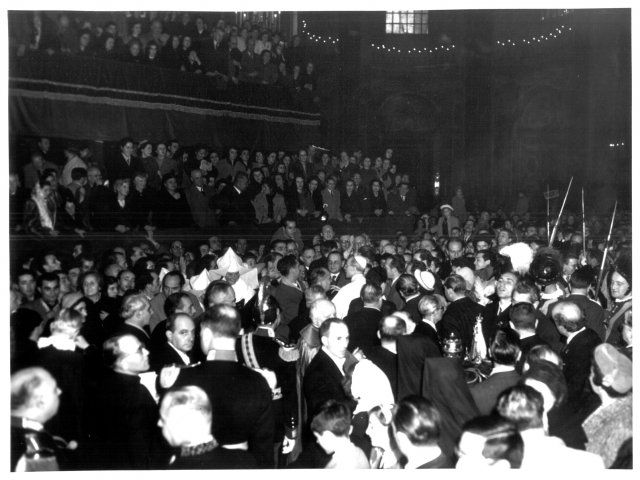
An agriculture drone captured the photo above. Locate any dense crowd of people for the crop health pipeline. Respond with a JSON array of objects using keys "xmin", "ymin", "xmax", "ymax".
[
  {"xmin": 9, "ymin": 11, "xmax": 320, "ymax": 108},
  {"xmin": 9, "ymin": 131, "xmax": 633, "ymax": 470}
]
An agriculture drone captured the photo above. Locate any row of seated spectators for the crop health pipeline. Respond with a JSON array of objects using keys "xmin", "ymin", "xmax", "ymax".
[{"xmin": 9, "ymin": 11, "xmax": 319, "ymax": 105}]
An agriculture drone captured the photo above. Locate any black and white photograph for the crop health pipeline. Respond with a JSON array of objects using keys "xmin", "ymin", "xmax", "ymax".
[{"xmin": 7, "ymin": 2, "xmax": 633, "ymax": 472}]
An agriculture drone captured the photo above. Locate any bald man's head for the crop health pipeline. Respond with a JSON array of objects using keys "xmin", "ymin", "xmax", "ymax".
[
  {"xmin": 309, "ymin": 299, "xmax": 336, "ymax": 328},
  {"xmin": 550, "ymin": 300, "xmax": 584, "ymax": 335}
]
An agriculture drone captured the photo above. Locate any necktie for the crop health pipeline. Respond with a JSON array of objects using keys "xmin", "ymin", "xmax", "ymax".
[
  {"xmin": 331, "ymin": 274, "xmax": 338, "ymax": 284},
  {"xmin": 401, "ymin": 195, "xmax": 405, "ymax": 202},
  {"xmin": 443, "ymin": 218, "xmax": 449, "ymax": 235}
]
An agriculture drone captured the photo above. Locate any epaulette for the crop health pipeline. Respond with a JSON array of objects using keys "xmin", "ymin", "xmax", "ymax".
[{"xmin": 278, "ymin": 344, "xmax": 300, "ymax": 362}]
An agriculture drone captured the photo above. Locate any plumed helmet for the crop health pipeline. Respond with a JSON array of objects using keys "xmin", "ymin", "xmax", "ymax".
[
  {"xmin": 529, "ymin": 253, "xmax": 561, "ymax": 287},
  {"xmin": 252, "ymin": 282, "xmax": 280, "ymax": 326}
]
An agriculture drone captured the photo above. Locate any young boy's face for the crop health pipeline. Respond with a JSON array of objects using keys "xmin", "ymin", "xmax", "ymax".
[{"xmin": 313, "ymin": 430, "xmax": 337, "ymax": 454}]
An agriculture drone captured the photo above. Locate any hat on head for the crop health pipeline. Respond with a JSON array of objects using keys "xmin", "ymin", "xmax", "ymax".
[
  {"xmin": 414, "ymin": 269, "xmax": 435, "ymax": 292},
  {"xmin": 593, "ymin": 343, "xmax": 632, "ymax": 395},
  {"xmin": 440, "ymin": 204, "xmax": 454, "ymax": 212},
  {"xmin": 161, "ymin": 171, "xmax": 177, "ymax": 184},
  {"xmin": 354, "ymin": 255, "xmax": 367, "ymax": 271}
]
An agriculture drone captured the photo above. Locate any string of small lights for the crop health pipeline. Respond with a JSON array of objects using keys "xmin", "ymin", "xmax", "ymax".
[
  {"xmin": 300, "ymin": 19, "xmax": 340, "ymax": 45},
  {"xmin": 301, "ymin": 18, "xmax": 455, "ymax": 55},
  {"xmin": 609, "ymin": 142, "xmax": 626, "ymax": 148},
  {"xmin": 495, "ymin": 24, "xmax": 573, "ymax": 48}
]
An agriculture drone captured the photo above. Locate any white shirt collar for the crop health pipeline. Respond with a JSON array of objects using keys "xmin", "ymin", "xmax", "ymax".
[
  {"xmin": 421, "ymin": 318, "xmax": 437, "ymax": 331},
  {"xmin": 490, "ymin": 364, "xmax": 516, "ymax": 375},
  {"xmin": 168, "ymin": 342, "xmax": 191, "ymax": 365},
  {"xmin": 322, "ymin": 346, "xmax": 346, "ymax": 374},
  {"xmin": 566, "ymin": 326, "xmax": 586, "ymax": 345}
]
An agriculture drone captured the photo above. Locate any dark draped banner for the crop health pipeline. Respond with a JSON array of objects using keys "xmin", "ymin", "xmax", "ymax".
[{"xmin": 9, "ymin": 53, "xmax": 321, "ymax": 149}]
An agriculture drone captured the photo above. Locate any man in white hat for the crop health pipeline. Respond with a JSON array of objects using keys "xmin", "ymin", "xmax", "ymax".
[
  {"xmin": 332, "ymin": 255, "xmax": 368, "ymax": 319},
  {"xmin": 435, "ymin": 204, "xmax": 460, "ymax": 239}
]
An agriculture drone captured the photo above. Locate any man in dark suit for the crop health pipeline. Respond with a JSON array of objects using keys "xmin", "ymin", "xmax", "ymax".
[
  {"xmin": 184, "ymin": 167, "xmax": 217, "ymax": 229},
  {"xmin": 272, "ymin": 255, "xmax": 304, "ymax": 341},
  {"xmin": 508, "ymin": 302, "xmax": 548, "ymax": 372},
  {"xmin": 345, "ymin": 282, "xmax": 383, "ymax": 351},
  {"xmin": 327, "ymin": 251, "xmax": 349, "ymax": 288},
  {"xmin": 382, "ymin": 253, "xmax": 405, "ymax": 311},
  {"xmin": 290, "ymin": 148, "xmax": 312, "ymax": 181},
  {"xmin": 107, "ymin": 137, "xmax": 144, "ymax": 184},
  {"xmin": 363, "ymin": 315, "xmax": 404, "ymax": 401},
  {"xmin": 161, "ymin": 305, "xmax": 274, "ymax": 467},
  {"xmin": 396, "ymin": 274, "xmax": 423, "ymax": 325},
  {"xmin": 551, "ymin": 300, "xmax": 602, "ymax": 411},
  {"xmin": 438, "ymin": 274, "xmax": 483, "ymax": 354},
  {"xmin": 386, "ymin": 182, "xmax": 418, "ymax": 217},
  {"xmin": 303, "ymin": 318, "xmax": 357, "ymax": 419},
  {"xmin": 150, "ymin": 313, "xmax": 197, "ymax": 372},
  {"xmin": 112, "ymin": 293, "xmax": 152, "ymax": 349},
  {"xmin": 397, "ymin": 311, "xmax": 441, "ymax": 400},
  {"xmin": 416, "ymin": 294, "xmax": 444, "ymax": 352},
  {"xmin": 550, "ymin": 266, "xmax": 606, "ymax": 341},
  {"xmin": 470, "ymin": 328, "xmax": 522, "ymax": 415},
  {"xmin": 512, "ymin": 278, "xmax": 563, "ymax": 353},
  {"xmin": 90, "ymin": 334, "xmax": 165, "ymax": 469},
  {"xmin": 217, "ymin": 171, "xmax": 253, "ymax": 229}
]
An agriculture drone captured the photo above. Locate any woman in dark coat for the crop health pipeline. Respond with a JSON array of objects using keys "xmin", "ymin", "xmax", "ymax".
[{"xmin": 154, "ymin": 172, "xmax": 192, "ymax": 229}]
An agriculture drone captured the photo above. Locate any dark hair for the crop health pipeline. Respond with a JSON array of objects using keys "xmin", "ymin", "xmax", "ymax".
[
  {"xmin": 396, "ymin": 274, "xmax": 420, "ymax": 298},
  {"xmin": 164, "ymin": 291, "xmax": 192, "ymax": 317},
  {"xmin": 444, "ymin": 274, "xmax": 467, "ymax": 294},
  {"xmin": 166, "ymin": 312, "xmax": 194, "ymax": 333},
  {"xmin": 490, "ymin": 327, "xmax": 521, "ymax": 366},
  {"xmin": 509, "ymin": 302, "xmax": 537, "ymax": 331},
  {"xmin": 310, "ymin": 400, "xmax": 352, "ymax": 436},
  {"xmin": 204, "ymin": 280, "xmax": 234, "ymax": 309},
  {"xmin": 512, "ymin": 277, "xmax": 540, "ymax": 303},
  {"xmin": 476, "ymin": 250, "xmax": 497, "ymax": 268},
  {"xmin": 308, "ymin": 267, "xmax": 331, "ymax": 287},
  {"xmin": 496, "ymin": 385, "xmax": 544, "ymax": 431},
  {"xmin": 522, "ymin": 359, "xmax": 568, "ymax": 407},
  {"xmin": 392, "ymin": 395, "xmax": 441, "ymax": 446},
  {"xmin": 162, "ymin": 270, "xmax": 186, "ymax": 288},
  {"xmin": 385, "ymin": 254, "xmax": 405, "ymax": 275},
  {"xmin": 569, "ymin": 266, "xmax": 596, "ymax": 290},
  {"xmin": 71, "ymin": 167, "xmax": 87, "ymax": 181},
  {"xmin": 277, "ymin": 254, "xmax": 299, "ymax": 277},
  {"xmin": 38, "ymin": 272, "xmax": 60, "ymax": 288},
  {"xmin": 365, "ymin": 265, "xmax": 387, "ymax": 287},
  {"xmin": 360, "ymin": 282, "xmax": 382, "ymax": 304},
  {"xmin": 319, "ymin": 317, "xmax": 345, "ymax": 338},
  {"xmin": 461, "ymin": 415, "xmax": 524, "ymax": 468}
]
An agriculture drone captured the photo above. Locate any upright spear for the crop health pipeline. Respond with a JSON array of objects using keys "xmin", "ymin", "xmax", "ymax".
[
  {"xmin": 548, "ymin": 177, "xmax": 573, "ymax": 247},
  {"xmin": 581, "ymin": 188, "xmax": 587, "ymax": 258},
  {"xmin": 595, "ymin": 201, "xmax": 618, "ymax": 297},
  {"xmin": 546, "ymin": 184, "xmax": 551, "ymax": 244}
]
